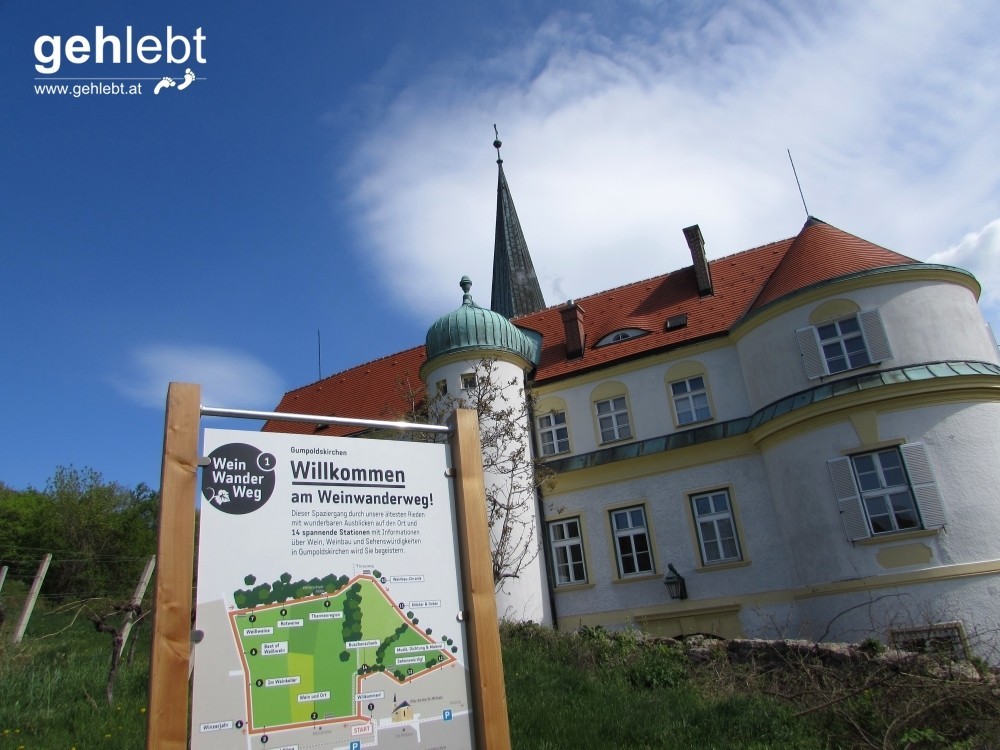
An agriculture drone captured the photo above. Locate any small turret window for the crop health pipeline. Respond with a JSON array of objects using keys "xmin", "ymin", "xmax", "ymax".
[{"xmin": 596, "ymin": 328, "xmax": 647, "ymax": 347}]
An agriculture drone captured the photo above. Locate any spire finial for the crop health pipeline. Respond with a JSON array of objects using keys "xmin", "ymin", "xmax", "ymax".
[
  {"xmin": 459, "ymin": 275, "xmax": 474, "ymax": 306},
  {"xmin": 493, "ymin": 124, "xmax": 502, "ymax": 164}
]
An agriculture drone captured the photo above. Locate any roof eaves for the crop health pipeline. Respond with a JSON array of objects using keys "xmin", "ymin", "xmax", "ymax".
[{"xmin": 533, "ymin": 330, "xmax": 730, "ymax": 385}]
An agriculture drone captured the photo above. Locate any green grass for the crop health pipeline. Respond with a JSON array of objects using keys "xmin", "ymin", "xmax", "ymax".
[
  {"xmin": 6, "ymin": 611, "xmax": 994, "ymax": 749},
  {"xmin": 2, "ymin": 611, "xmax": 824, "ymax": 750},
  {"xmin": 0, "ymin": 604, "xmax": 150, "ymax": 750},
  {"xmin": 501, "ymin": 623, "xmax": 824, "ymax": 750}
]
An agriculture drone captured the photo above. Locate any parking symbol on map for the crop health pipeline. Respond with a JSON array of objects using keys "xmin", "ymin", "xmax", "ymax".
[
  {"xmin": 443, "ymin": 709, "xmax": 453, "ymax": 721},
  {"xmin": 350, "ymin": 742, "xmax": 361, "ymax": 750}
]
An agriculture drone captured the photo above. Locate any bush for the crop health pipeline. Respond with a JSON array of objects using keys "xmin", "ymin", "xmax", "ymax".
[{"xmin": 626, "ymin": 643, "xmax": 687, "ymax": 689}]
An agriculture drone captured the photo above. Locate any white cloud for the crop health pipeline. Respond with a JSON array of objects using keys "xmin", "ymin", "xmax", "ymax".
[
  {"xmin": 929, "ymin": 218, "xmax": 1000, "ymax": 335},
  {"xmin": 115, "ymin": 345, "xmax": 285, "ymax": 410},
  {"xmin": 342, "ymin": 1, "xmax": 1000, "ymax": 321}
]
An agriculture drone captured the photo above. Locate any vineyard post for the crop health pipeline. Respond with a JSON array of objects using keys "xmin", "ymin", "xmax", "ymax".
[{"xmin": 11, "ymin": 554, "xmax": 51, "ymax": 644}]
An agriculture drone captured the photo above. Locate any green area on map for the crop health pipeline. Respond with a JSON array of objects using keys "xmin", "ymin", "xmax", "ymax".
[{"xmin": 231, "ymin": 575, "xmax": 453, "ymax": 730}]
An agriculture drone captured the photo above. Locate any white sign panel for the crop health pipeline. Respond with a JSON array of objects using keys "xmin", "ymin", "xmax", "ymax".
[{"xmin": 190, "ymin": 429, "xmax": 475, "ymax": 749}]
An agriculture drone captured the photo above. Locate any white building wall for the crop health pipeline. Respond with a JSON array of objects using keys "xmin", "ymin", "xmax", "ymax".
[
  {"xmin": 878, "ymin": 402, "xmax": 1000, "ymax": 565},
  {"xmin": 423, "ymin": 354, "xmax": 552, "ymax": 625},
  {"xmin": 758, "ymin": 401, "xmax": 1000, "ymax": 583},
  {"xmin": 875, "ymin": 281, "xmax": 999, "ymax": 367},
  {"xmin": 545, "ymin": 453, "xmax": 796, "ymax": 621},
  {"xmin": 543, "ymin": 344, "xmax": 752, "ymax": 457},
  {"xmin": 736, "ymin": 277, "xmax": 997, "ymax": 411},
  {"xmin": 790, "ymin": 576, "xmax": 1000, "ymax": 661}
]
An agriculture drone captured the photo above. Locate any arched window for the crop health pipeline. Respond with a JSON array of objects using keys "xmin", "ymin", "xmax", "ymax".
[
  {"xmin": 664, "ymin": 362, "xmax": 714, "ymax": 427},
  {"xmin": 595, "ymin": 328, "xmax": 648, "ymax": 347},
  {"xmin": 590, "ymin": 382, "xmax": 634, "ymax": 444}
]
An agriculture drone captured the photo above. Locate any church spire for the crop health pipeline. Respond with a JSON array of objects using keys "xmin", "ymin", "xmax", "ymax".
[{"xmin": 490, "ymin": 127, "xmax": 546, "ymax": 319}]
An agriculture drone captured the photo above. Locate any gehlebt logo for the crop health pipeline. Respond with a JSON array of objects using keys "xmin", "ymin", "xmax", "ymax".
[
  {"xmin": 33, "ymin": 26, "xmax": 206, "ymax": 96},
  {"xmin": 202, "ymin": 443, "xmax": 276, "ymax": 515}
]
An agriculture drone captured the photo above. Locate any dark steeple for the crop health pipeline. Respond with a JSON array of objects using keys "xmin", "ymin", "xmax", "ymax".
[{"xmin": 490, "ymin": 128, "xmax": 546, "ymax": 319}]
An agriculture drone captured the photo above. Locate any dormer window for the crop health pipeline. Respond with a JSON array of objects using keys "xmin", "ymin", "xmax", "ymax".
[
  {"xmin": 665, "ymin": 314, "xmax": 688, "ymax": 331},
  {"xmin": 596, "ymin": 328, "xmax": 647, "ymax": 347}
]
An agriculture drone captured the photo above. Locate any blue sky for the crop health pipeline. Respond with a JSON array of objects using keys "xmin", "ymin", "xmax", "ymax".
[{"xmin": 3, "ymin": 1, "xmax": 998, "ymax": 492}]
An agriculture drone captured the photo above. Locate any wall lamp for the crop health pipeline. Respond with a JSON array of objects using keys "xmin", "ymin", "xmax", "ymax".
[{"xmin": 664, "ymin": 563, "xmax": 687, "ymax": 600}]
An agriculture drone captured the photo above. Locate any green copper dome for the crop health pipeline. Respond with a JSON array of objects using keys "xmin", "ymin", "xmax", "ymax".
[{"xmin": 425, "ymin": 277, "xmax": 540, "ymax": 365}]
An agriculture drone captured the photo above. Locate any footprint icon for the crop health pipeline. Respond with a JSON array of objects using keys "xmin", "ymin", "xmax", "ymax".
[
  {"xmin": 153, "ymin": 76, "xmax": 176, "ymax": 95},
  {"xmin": 176, "ymin": 68, "xmax": 196, "ymax": 91}
]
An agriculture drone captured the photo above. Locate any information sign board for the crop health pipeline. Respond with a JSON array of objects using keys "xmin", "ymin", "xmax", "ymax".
[{"xmin": 190, "ymin": 428, "xmax": 475, "ymax": 749}]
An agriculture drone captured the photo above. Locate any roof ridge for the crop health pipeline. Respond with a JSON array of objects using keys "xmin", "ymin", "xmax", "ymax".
[
  {"xmin": 710, "ymin": 236, "xmax": 795, "ymax": 263},
  {"xmin": 512, "ymin": 235, "xmax": 796, "ymax": 319}
]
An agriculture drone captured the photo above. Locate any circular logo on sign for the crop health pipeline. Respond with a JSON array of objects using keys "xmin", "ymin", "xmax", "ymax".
[{"xmin": 202, "ymin": 443, "xmax": 276, "ymax": 515}]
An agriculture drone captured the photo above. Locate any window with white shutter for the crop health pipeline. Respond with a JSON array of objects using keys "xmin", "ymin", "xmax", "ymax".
[
  {"xmin": 798, "ymin": 309, "xmax": 891, "ymax": 379},
  {"xmin": 827, "ymin": 442, "xmax": 944, "ymax": 541}
]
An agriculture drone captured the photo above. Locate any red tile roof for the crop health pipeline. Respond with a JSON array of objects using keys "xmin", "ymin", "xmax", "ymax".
[
  {"xmin": 264, "ymin": 345, "xmax": 428, "ymax": 436},
  {"xmin": 266, "ymin": 219, "xmax": 916, "ymax": 432},
  {"xmin": 750, "ymin": 218, "xmax": 915, "ymax": 310},
  {"xmin": 513, "ymin": 238, "xmax": 791, "ymax": 381}
]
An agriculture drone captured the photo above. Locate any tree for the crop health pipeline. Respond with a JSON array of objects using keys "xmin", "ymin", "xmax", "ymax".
[
  {"xmin": 0, "ymin": 467, "xmax": 158, "ymax": 600},
  {"xmin": 394, "ymin": 357, "xmax": 552, "ymax": 592}
]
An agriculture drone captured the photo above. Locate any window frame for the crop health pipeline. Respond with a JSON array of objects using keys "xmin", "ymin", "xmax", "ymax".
[
  {"xmin": 460, "ymin": 372, "xmax": 477, "ymax": 390},
  {"xmin": 547, "ymin": 516, "xmax": 588, "ymax": 586},
  {"xmin": 827, "ymin": 442, "xmax": 945, "ymax": 542},
  {"xmin": 595, "ymin": 328, "xmax": 648, "ymax": 347},
  {"xmin": 608, "ymin": 504, "xmax": 655, "ymax": 578},
  {"xmin": 670, "ymin": 375, "xmax": 713, "ymax": 426},
  {"xmin": 889, "ymin": 622, "xmax": 970, "ymax": 660},
  {"xmin": 850, "ymin": 449, "xmax": 920, "ymax": 534},
  {"xmin": 594, "ymin": 395, "xmax": 633, "ymax": 443},
  {"xmin": 797, "ymin": 308, "xmax": 892, "ymax": 380},
  {"xmin": 536, "ymin": 409, "xmax": 571, "ymax": 456},
  {"xmin": 689, "ymin": 488, "xmax": 743, "ymax": 566}
]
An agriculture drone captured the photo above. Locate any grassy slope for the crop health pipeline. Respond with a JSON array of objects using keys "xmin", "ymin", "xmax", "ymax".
[
  {"xmin": 5, "ymin": 614, "xmax": 995, "ymax": 749},
  {"xmin": 502, "ymin": 622, "xmax": 822, "ymax": 750},
  {"xmin": 1, "ymin": 612, "xmax": 821, "ymax": 750},
  {"xmin": 0, "ymin": 607, "xmax": 150, "ymax": 749}
]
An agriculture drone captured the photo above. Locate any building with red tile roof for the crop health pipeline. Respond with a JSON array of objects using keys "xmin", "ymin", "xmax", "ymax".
[{"xmin": 267, "ymin": 151, "xmax": 1000, "ymax": 657}]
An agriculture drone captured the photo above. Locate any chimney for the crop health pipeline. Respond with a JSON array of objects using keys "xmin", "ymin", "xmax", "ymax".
[
  {"xmin": 560, "ymin": 300, "xmax": 586, "ymax": 359},
  {"xmin": 683, "ymin": 224, "xmax": 713, "ymax": 296}
]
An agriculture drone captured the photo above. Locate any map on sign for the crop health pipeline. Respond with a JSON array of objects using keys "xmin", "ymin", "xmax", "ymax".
[
  {"xmin": 231, "ymin": 573, "xmax": 457, "ymax": 730},
  {"xmin": 190, "ymin": 429, "xmax": 476, "ymax": 749}
]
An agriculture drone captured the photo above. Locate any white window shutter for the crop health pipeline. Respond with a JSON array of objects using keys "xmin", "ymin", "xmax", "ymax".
[
  {"xmin": 900, "ymin": 443, "xmax": 946, "ymax": 529},
  {"xmin": 827, "ymin": 457, "xmax": 870, "ymax": 541},
  {"xmin": 858, "ymin": 309, "xmax": 892, "ymax": 363},
  {"xmin": 796, "ymin": 326, "xmax": 827, "ymax": 379}
]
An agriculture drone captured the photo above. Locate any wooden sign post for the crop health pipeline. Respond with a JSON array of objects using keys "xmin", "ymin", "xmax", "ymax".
[
  {"xmin": 147, "ymin": 384, "xmax": 511, "ymax": 749},
  {"xmin": 147, "ymin": 383, "xmax": 200, "ymax": 750},
  {"xmin": 448, "ymin": 408, "xmax": 513, "ymax": 750}
]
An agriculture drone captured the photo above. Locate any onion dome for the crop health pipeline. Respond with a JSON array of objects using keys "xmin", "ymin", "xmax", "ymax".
[{"xmin": 425, "ymin": 277, "xmax": 540, "ymax": 366}]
